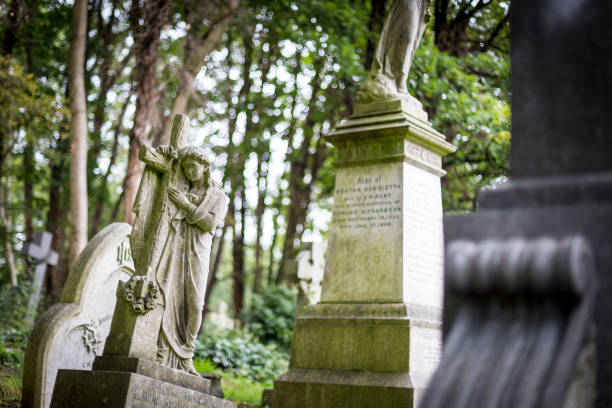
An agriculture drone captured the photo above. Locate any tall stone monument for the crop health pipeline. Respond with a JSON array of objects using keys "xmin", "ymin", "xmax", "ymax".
[
  {"xmin": 422, "ymin": 1, "xmax": 612, "ymax": 407},
  {"xmin": 272, "ymin": 1, "xmax": 455, "ymax": 406},
  {"xmin": 49, "ymin": 115, "xmax": 235, "ymax": 408}
]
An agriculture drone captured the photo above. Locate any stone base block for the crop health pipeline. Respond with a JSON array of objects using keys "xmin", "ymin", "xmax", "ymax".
[
  {"xmin": 50, "ymin": 357, "xmax": 236, "ymax": 408},
  {"xmin": 272, "ymin": 368, "xmax": 430, "ymax": 408},
  {"xmin": 290, "ymin": 303, "xmax": 441, "ymax": 373},
  {"xmin": 271, "ymin": 303, "xmax": 441, "ymax": 408}
]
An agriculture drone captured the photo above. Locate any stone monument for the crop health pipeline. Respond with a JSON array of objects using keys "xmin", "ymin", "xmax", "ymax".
[
  {"xmin": 272, "ymin": 1, "xmax": 455, "ymax": 406},
  {"xmin": 23, "ymin": 231, "xmax": 59, "ymax": 323},
  {"xmin": 49, "ymin": 115, "xmax": 235, "ymax": 408},
  {"xmin": 422, "ymin": 1, "xmax": 612, "ymax": 407},
  {"xmin": 22, "ymin": 223, "xmax": 134, "ymax": 408}
]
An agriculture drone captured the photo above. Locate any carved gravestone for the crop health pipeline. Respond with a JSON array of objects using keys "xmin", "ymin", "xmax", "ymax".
[
  {"xmin": 22, "ymin": 223, "xmax": 134, "ymax": 408},
  {"xmin": 49, "ymin": 115, "xmax": 235, "ymax": 408}
]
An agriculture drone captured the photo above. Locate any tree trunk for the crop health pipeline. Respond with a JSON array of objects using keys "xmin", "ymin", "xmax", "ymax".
[
  {"xmin": 202, "ymin": 222, "xmax": 228, "ymax": 323},
  {"xmin": 23, "ymin": 139, "xmax": 34, "ymax": 242},
  {"xmin": 68, "ymin": 0, "xmax": 89, "ymax": 263},
  {"xmin": 268, "ymin": 189, "xmax": 282, "ymax": 285},
  {"xmin": 278, "ymin": 59, "xmax": 324, "ymax": 283},
  {"xmin": 0, "ymin": 175, "xmax": 17, "ymax": 287},
  {"xmin": 365, "ymin": 0, "xmax": 387, "ymax": 70},
  {"xmin": 252, "ymin": 152, "xmax": 268, "ymax": 294},
  {"xmin": 154, "ymin": 0, "xmax": 240, "ymax": 146},
  {"xmin": 90, "ymin": 94, "xmax": 130, "ymax": 236},
  {"xmin": 1, "ymin": 0, "xmax": 23, "ymax": 56},
  {"xmin": 123, "ymin": 0, "xmax": 170, "ymax": 224},
  {"xmin": 46, "ymin": 137, "xmax": 70, "ymax": 302}
]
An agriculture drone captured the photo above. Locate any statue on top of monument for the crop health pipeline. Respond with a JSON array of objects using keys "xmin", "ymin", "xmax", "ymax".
[
  {"xmin": 127, "ymin": 115, "xmax": 228, "ymax": 375},
  {"xmin": 356, "ymin": 0, "xmax": 431, "ymax": 107}
]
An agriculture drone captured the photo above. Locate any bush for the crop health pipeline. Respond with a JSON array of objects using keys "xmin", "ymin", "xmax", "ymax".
[
  {"xmin": 244, "ymin": 285, "xmax": 297, "ymax": 353},
  {"xmin": 195, "ymin": 330, "xmax": 288, "ymax": 383},
  {"xmin": 0, "ymin": 285, "xmax": 30, "ymax": 369}
]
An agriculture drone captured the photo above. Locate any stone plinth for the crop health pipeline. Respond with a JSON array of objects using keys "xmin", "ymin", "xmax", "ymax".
[
  {"xmin": 272, "ymin": 100, "xmax": 455, "ymax": 408},
  {"xmin": 50, "ymin": 357, "xmax": 236, "ymax": 408}
]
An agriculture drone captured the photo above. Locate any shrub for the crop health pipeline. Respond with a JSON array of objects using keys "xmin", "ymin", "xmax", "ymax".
[
  {"xmin": 244, "ymin": 285, "xmax": 297, "ymax": 352},
  {"xmin": 195, "ymin": 330, "xmax": 288, "ymax": 383}
]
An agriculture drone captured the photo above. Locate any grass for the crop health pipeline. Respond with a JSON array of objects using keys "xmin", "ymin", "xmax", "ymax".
[
  {"xmin": 194, "ymin": 358, "xmax": 271, "ymax": 407},
  {"xmin": 0, "ymin": 367, "xmax": 22, "ymax": 408}
]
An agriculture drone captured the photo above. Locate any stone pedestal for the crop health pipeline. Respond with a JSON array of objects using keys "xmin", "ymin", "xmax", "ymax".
[
  {"xmin": 272, "ymin": 100, "xmax": 455, "ymax": 408},
  {"xmin": 50, "ymin": 357, "xmax": 236, "ymax": 408}
]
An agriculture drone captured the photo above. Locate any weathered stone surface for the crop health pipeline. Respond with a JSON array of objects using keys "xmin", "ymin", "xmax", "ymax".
[
  {"xmin": 511, "ymin": 1, "xmax": 612, "ymax": 179},
  {"xmin": 103, "ymin": 114, "xmax": 229, "ymax": 374},
  {"xmin": 431, "ymin": 1, "xmax": 611, "ymax": 406},
  {"xmin": 92, "ymin": 356, "xmax": 211, "ymax": 394},
  {"xmin": 50, "ymin": 368, "xmax": 236, "ymax": 408},
  {"xmin": 356, "ymin": 0, "xmax": 429, "ymax": 113},
  {"xmin": 272, "ymin": 101, "xmax": 454, "ymax": 408},
  {"xmin": 290, "ymin": 304, "xmax": 440, "ymax": 373},
  {"xmin": 22, "ymin": 223, "xmax": 134, "ymax": 408},
  {"xmin": 272, "ymin": 369, "xmax": 416, "ymax": 408},
  {"xmin": 321, "ymin": 101, "xmax": 453, "ymax": 306},
  {"xmin": 422, "ymin": 237, "xmax": 596, "ymax": 408}
]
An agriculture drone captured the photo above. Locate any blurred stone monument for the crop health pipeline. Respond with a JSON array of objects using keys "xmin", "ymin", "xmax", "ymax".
[
  {"xmin": 284, "ymin": 242, "xmax": 325, "ymax": 315},
  {"xmin": 295, "ymin": 242, "xmax": 324, "ymax": 308},
  {"xmin": 22, "ymin": 223, "xmax": 134, "ymax": 408},
  {"xmin": 421, "ymin": 1, "xmax": 611, "ymax": 407},
  {"xmin": 272, "ymin": 1, "xmax": 455, "ymax": 406},
  {"xmin": 23, "ymin": 231, "xmax": 59, "ymax": 323},
  {"xmin": 49, "ymin": 115, "xmax": 235, "ymax": 408}
]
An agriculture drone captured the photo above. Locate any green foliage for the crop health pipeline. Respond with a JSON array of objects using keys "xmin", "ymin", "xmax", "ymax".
[
  {"xmin": 195, "ymin": 329, "xmax": 288, "ymax": 383},
  {"xmin": 409, "ymin": 34, "xmax": 510, "ymax": 211},
  {"xmin": 244, "ymin": 285, "xmax": 297, "ymax": 352},
  {"xmin": 0, "ymin": 285, "xmax": 30, "ymax": 407},
  {"xmin": 0, "ymin": 285, "xmax": 31, "ymax": 369}
]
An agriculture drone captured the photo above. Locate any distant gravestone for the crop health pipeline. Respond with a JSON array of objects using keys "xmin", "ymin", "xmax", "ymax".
[
  {"xmin": 23, "ymin": 231, "xmax": 59, "ymax": 323},
  {"xmin": 208, "ymin": 301, "xmax": 235, "ymax": 330},
  {"xmin": 295, "ymin": 242, "xmax": 325, "ymax": 309},
  {"xmin": 22, "ymin": 223, "xmax": 134, "ymax": 408}
]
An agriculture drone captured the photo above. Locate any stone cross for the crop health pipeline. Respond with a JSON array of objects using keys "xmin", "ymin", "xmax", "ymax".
[
  {"xmin": 102, "ymin": 115, "xmax": 191, "ymax": 361},
  {"xmin": 24, "ymin": 231, "xmax": 58, "ymax": 323}
]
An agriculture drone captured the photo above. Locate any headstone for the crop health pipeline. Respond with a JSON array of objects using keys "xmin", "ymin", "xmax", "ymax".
[
  {"xmin": 295, "ymin": 242, "xmax": 324, "ymax": 313},
  {"xmin": 208, "ymin": 301, "xmax": 235, "ymax": 330},
  {"xmin": 49, "ymin": 115, "xmax": 235, "ymax": 408},
  {"xmin": 23, "ymin": 231, "xmax": 59, "ymax": 323},
  {"xmin": 422, "ymin": 0, "xmax": 611, "ymax": 407},
  {"xmin": 22, "ymin": 223, "xmax": 134, "ymax": 408},
  {"xmin": 271, "ymin": 2, "xmax": 455, "ymax": 406}
]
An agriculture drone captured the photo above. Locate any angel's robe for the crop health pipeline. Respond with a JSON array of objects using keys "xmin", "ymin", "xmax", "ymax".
[{"xmin": 155, "ymin": 178, "xmax": 228, "ymax": 370}]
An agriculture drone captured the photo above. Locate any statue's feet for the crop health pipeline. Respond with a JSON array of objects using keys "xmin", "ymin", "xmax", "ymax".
[
  {"xmin": 356, "ymin": 73, "xmax": 401, "ymax": 104},
  {"xmin": 181, "ymin": 357, "xmax": 200, "ymax": 375}
]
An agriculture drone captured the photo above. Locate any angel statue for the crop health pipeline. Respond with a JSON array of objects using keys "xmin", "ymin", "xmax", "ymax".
[
  {"xmin": 356, "ymin": 0, "xmax": 432, "ymax": 107},
  {"xmin": 128, "ymin": 122, "xmax": 228, "ymax": 374}
]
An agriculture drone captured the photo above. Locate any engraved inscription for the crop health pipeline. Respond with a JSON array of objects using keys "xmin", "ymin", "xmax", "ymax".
[
  {"xmin": 404, "ymin": 140, "xmax": 441, "ymax": 168},
  {"xmin": 129, "ymin": 383, "xmax": 224, "ymax": 408},
  {"xmin": 117, "ymin": 239, "xmax": 133, "ymax": 265},
  {"xmin": 332, "ymin": 175, "xmax": 402, "ymax": 230}
]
